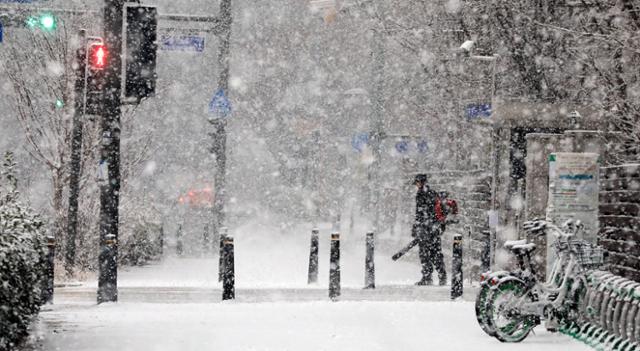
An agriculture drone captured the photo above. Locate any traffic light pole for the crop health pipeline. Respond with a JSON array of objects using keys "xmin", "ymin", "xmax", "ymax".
[
  {"xmin": 98, "ymin": 0, "xmax": 123, "ymax": 304},
  {"xmin": 370, "ymin": 13, "xmax": 385, "ymax": 234},
  {"xmin": 65, "ymin": 29, "xmax": 87, "ymax": 277},
  {"xmin": 211, "ymin": 0, "xmax": 232, "ymax": 247}
]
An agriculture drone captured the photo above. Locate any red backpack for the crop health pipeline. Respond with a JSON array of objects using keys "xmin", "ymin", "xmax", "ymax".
[{"xmin": 435, "ymin": 197, "xmax": 458, "ymax": 223}]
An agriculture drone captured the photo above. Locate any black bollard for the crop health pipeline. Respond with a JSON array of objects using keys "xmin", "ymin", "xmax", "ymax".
[
  {"xmin": 159, "ymin": 225, "xmax": 165, "ymax": 257},
  {"xmin": 308, "ymin": 228, "xmax": 319, "ymax": 284},
  {"xmin": 329, "ymin": 232, "xmax": 341, "ymax": 300},
  {"xmin": 222, "ymin": 232, "xmax": 235, "ymax": 301},
  {"xmin": 364, "ymin": 231, "xmax": 375, "ymax": 289},
  {"xmin": 451, "ymin": 234, "xmax": 463, "ymax": 300},
  {"xmin": 43, "ymin": 236, "xmax": 55, "ymax": 304},
  {"xmin": 176, "ymin": 224, "xmax": 184, "ymax": 257},
  {"xmin": 218, "ymin": 227, "xmax": 227, "ymax": 282},
  {"xmin": 481, "ymin": 230, "xmax": 491, "ymax": 272}
]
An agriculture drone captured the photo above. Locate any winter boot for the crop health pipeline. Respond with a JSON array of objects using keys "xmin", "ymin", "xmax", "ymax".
[{"xmin": 415, "ymin": 277, "xmax": 433, "ymax": 286}]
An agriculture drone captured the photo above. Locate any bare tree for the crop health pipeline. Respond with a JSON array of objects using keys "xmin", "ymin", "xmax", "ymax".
[{"xmin": 1, "ymin": 16, "xmax": 157, "ymax": 274}]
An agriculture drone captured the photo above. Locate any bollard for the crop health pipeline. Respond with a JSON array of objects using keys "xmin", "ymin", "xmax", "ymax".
[
  {"xmin": 451, "ymin": 234, "xmax": 463, "ymax": 300},
  {"xmin": 307, "ymin": 228, "xmax": 319, "ymax": 284},
  {"xmin": 329, "ymin": 232, "xmax": 341, "ymax": 300},
  {"xmin": 218, "ymin": 227, "xmax": 227, "ymax": 282},
  {"xmin": 202, "ymin": 224, "xmax": 210, "ymax": 255},
  {"xmin": 98, "ymin": 234, "xmax": 118, "ymax": 303},
  {"xmin": 222, "ymin": 231, "xmax": 235, "ymax": 301},
  {"xmin": 364, "ymin": 231, "xmax": 375, "ymax": 289},
  {"xmin": 176, "ymin": 224, "xmax": 184, "ymax": 256},
  {"xmin": 42, "ymin": 236, "xmax": 55, "ymax": 304},
  {"xmin": 481, "ymin": 230, "xmax": 491, "ymax": 272},
  {"xmin": 159, "ymin": 225, "xmax": 165, "ymax": 257}
]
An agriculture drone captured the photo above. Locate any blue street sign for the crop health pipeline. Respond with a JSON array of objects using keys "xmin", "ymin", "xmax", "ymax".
[
  {"xmin": 466, "ymin": 103, "xmax": 492, "ymax": 119},
  {"xmin": 160, "ymin": 34, "xmax": 205, "ymax": 52},
  {"xmin": 351, "ymin": 132, "xmax": 369, "ymax": 152},
  {"xmin": 0, "ymin": 22, "xmax": 3, "ymax": 44},
  {"xmin": 416, "ymin": 139, "xmax": 429, "ymax": 153},
  {"xmin": 209, "ymin": 89, "xmax": 232, "ymax": 119},
  {"xmin": 395, "ymin": 140, "xmax": 409, "ymax": 154}
]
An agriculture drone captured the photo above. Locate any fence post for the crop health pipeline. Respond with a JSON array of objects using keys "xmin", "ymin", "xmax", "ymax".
[
  {"xmin": 364, "ymin": 231, "xmax": 375, "ymax": 289},
  {"xmin": 329, "ymin": 232, "xmax": 341, "ymax": 300},
  {"xmin": 451, "ymin": 234, "xmax": 463, "ymax": 300},
  {"xmin": 222, "ymin": 228, "xmax": 235, "ymax": 300},
  {"xmin": 218, "ymin": 227, "xmax": 227, "ymax": 282},
  {"xmin": 308, "ymin": 228, "xmax": 319, "ymax": 284},
  {"xmin": 43, "ymin": 236, "xmax": 55, "ymax": 304}
]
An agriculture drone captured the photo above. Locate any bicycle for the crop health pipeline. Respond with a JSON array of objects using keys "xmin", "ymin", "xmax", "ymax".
[
  {"xmin": 482, "ymin": 219, "xmax": 605, "ymax": 342},
  {"xmin": 474, "ymin": 220, "xmax": 547, "ymax": 337}
]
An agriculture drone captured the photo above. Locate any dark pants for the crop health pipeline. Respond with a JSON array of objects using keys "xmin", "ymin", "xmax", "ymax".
[{"xmin": 417, "ymin": 223, "xmax": 446, "ymax": 281}]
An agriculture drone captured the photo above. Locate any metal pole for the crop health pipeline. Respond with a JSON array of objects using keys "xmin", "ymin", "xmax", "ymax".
[
  {"xmin": 98, "ymin": 0, "xmax": 124, "ymax": 304},
  {"xmin": 210, "ymin": 0, "xmax": 232, "ymax": 247},
  {"xmin": 370, "ymin": 12, "xmax": 385, "ymax": 234},
  {"xmin": 65, "ymin": 29, "xmax": 87, "ymax": 277}
]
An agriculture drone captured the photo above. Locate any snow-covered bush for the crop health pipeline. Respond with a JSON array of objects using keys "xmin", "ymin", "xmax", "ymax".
[
  {"xmin": 119, "ymin": 221, "xmax": 162, "ymax": 266},
  {"xmin": 0, "ymin": 152, "xmax": 46, "ymax": 350}
]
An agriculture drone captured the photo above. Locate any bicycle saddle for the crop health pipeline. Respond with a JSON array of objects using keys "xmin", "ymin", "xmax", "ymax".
[
  {"xmin": 523, "ymin": 219, "xmax": 547, "ymax": 232},
  {"xmin": 511, "ymin": 243, "xmax": 537, "ymax": 255},
  {"xmin": 504, "ymin": 239, "xmax": 527, "ymax": 249}
]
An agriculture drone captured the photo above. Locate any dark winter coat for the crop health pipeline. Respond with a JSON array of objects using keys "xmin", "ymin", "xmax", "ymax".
[{"xmin": 414, "ymin": 185, "xmax": 439, "ymax": 226}]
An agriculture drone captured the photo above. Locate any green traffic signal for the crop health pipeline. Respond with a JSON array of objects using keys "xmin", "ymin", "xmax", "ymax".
[
  {"xmin": 55, "ymin": 99, "xmax": 64, "ymax": 109},
  {"xmin": 26, "ymin": 13, "xmax": 57, "ymax": 31},
  {"xmin": 39, "ymin": 13, "xmax": 56, "ymax": 31}
]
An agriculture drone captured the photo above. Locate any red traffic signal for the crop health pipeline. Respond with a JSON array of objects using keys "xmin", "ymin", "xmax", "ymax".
[{"xmin": 88, "ymin": 43, "xmax": 107, "ymax": 69}]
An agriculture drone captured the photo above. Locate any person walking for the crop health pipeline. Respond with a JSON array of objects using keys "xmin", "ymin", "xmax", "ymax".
[{"xmin": 412, "ymin": 173, "xmax": 447, "ymax": 286}]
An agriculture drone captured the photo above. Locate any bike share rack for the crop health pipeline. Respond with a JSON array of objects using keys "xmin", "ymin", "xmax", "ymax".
[{"xmin": 561, "ymin": 270, "xmax": 640, "ymax": 351}]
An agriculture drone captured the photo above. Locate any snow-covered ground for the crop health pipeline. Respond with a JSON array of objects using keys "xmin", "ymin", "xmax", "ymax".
[
  {"xmin": 34, "ymin": 301, "xmax": 589, "ymax": 351},
  {"xmin": 30, "ymin": 225, "xmax": 589, "ymax": 351}
]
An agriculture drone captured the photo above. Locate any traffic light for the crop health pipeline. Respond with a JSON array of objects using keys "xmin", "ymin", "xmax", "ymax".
[
  {"xmin": 88, "ymin": 44, "xmax": 108, "ymax": 70},
  {"xmin": 26, "ymin": 13, "xmax": 57, "ymax": 32},
  {"xmin": 125, "ymin": 5, "xmax": 158, "ymax": 101},
  {"xmin": 85, "ymin": 42, "xmax": 107, "ymax": 115}
]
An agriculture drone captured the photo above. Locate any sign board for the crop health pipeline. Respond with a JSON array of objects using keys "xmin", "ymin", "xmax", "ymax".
[
  {"xmin": 390, "ymin": 137, "xmax": 428, "ymax": 156},
  {"xmin": 465, "ymin": 103, "xmax": 491, "ymax": 119},
  {"xmin": 545, "ymin": 152, "xmax": 599, "ymax": 275},
  {"xmin": 208, "ymin": 89, "xmax": 231, "ymax": 119},
  {"xmin": 159, "ymin": 34, "xmax": 205, "ymax": 52},
  {"xmin": 0, "ymin": 22, "xmax": 3, "ymax": 44}
]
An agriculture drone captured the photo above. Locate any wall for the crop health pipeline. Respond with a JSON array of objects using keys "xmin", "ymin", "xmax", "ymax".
[{"xmin": 599, "ymin": 164, "xmax": 640, "ymax": 282}]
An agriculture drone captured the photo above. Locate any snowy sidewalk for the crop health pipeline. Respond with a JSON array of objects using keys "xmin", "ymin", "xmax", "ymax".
[
  {"xmin": 34, "ymin": 301, "xmax": 589, "ymax": 351},
  {"xmin": 35, "ymin": 230, "xmax": 589, "ymax": 350}
]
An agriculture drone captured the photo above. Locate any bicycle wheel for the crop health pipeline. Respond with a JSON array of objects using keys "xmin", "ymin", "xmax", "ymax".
[
  {"xmin": 619, "ymin": 298, "xmax": 632, "ymax": 339},
  {"xmin": 475, "ymin": 284, "xmax": 496, "ymax": 336},
  {"xmin": 628, "ymin": 300, "xmax": 640, "ymax": 343},
  {"xmin": 486, "ymin": 280, "xmax": 537, "ymax": 343}
]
